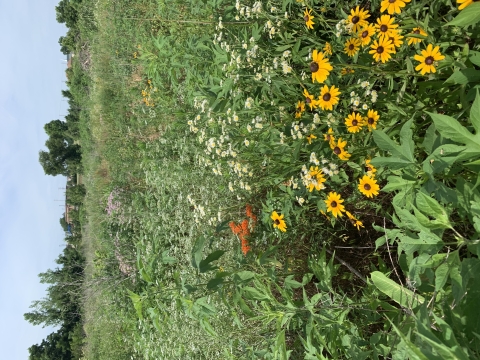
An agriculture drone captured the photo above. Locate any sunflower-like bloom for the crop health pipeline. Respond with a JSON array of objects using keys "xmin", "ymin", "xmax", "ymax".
[
  {"xmin": 310, "ymin": 50, "xmax": 333, "ymax": 83},
  {"xmin": 358, "ymin": 24, "xmax": 376, "ymax": 46},
  {"xmin": 365, "ymin": 109, "xmax": 380, "ymax": 131},
  {"xmin": 271, "ymin": 211, "xmax": 287, "ymax": 232},
  {"xmin": 365, "ymin": 159, "xmax": 377, "ymax": 177},
  {"xmin": 380, "ymin": 0, "xmax": 411, "ymax": 14},
  {"xmin": 325, "ymin": 192, "xmax": 345, "ymax": 218},
  {"xmin": 344, "ymin": 38, "xmax": 362, "ymax": 57},
  {"xmin": 332, "ymin": 137, "xmax": 351, "ymax": 161},
  {"xmin": 348, "ymin": 6, "xmax": 370, "ymax": 33},
  {"xmin": 358, "ymin": 175, "xmax": 380, "ymax": 198},
  {"xmin": 407, "ymin": 27, "xmax": 427, "ymax": 45},
  {"xmin": 387, "ymin": 30, "xmax": 404, "ymax": 53},
  {"xmin": 369, "ymin": 37, "xmax": 395, "ymax": 63},
  {"xmin": 307, "ymin": 166, "xmax": 327, "ymax": 192},
  {"xmin": 346, "ymin": 211, "xmax": 364, "ymax": 230},
  {"xmin": 345, "ymin": 112, "xmax": 364, "ymax": 133},
  {"xmin": 317, "ymin": 85, "xmax": 341, "ymax": 111},
  {"xmin": 295, "ymin": 101, "xmax": 305, "ymax": 118},
  {"xmin": 303, "ymin": 88, "xmax": 317, "ymax": 110},
  {"xmin": 324, "ymin": 42, "xmax": 332, "ymax": 56},
  {"xmin": 375, "ymin": 15, "xmax": 399, "ymax": 40},
  {"xmin": 457, "ymin": 0, "xmax": 476, "ymax": 9},
  {"xmin": 324, "ymin": 128, "xmax": 335, "ymax": 147},
  {"xmin": 414, "ymin": 44, "xmax": 445, "ymax": 75},
  {"xmin": 304, "ymin": 8, "xmax": 315, "ymax": 29},
  {"xmin": 306, "ymin": 134, "xmax": 317, "ymax": 144}
]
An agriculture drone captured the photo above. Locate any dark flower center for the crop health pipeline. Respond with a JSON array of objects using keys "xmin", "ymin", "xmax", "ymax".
[
  {"xmin": 377, "ymin": 46, "xmax": 384, "ymax": 54},
  {"xmin": 274, "ymin": 219, "xmax": 280, "ymax": 225},
  {"xmin": 380, "ymin": 24, "xmax": 388, "ymax": 32},
  {"xmin": 362, "ymin": 31, "xmax": 369, "ymax": 38},
  {"xmin": 326, "ymin": 135, "xmax": 331, "ymax": 141},
  {"xmin": 368, "ymin": 117, "xmax": 374, "ymax": 124},
  {"xmin": 364, "ymin": 184, "xmax": 371, "ymax": 190},
  {"xmin": 305, "ymin": 97, "xmax": 312, "ymax": 104},
  {"xmin": 389, "ymin": 0, "xmax": 396, "ymax": 3},
  {"xmin": 352, "ymin": 120, "xmax": 358, "ymax": 126},
  {"xmin": 331, "ymin": 201, "xmax": 337, "ymax": 207},
  {"xmin": 333, "ymin": 146, "xmax": 341, "ymax": 154},
  {"xmin": 349, "ymin": 44, "xmax": 355, "ymax": 50},
  {"xmin": 352, "ymin": 16, "xmax": 360, "ymax": 24},
  {"xmin": 425, "ymin": 56, "xmax": 434, "ymax": 65},
  {"xmin": 414, "ymin": 29, "xmax": 420, "ymax": 34},
  {"xmin": 310, "ymin": 62, "xmax": 319, "ymax": 72},
  {"xmin": 323, "ymin": 93, "xmax": 331, "ymax": 101},
  {"xmin": 365, "ymin": 166, "xmax": 372, "ymax": 172},
  {"xmin": 304, "ymin": 15, "xmax": 310, "ymax": 22}
]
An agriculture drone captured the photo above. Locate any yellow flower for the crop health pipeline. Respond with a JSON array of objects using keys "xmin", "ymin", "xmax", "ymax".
[
  {"xmin": 295, "ymin": 101, "xmax": 305, "ymax": 118},
  {"xmin": 365, "ymin": 159, "xmax": 377, "ymax": 177},
  {"xmin": 457, "ymin": 0, "xmax": 476, "ymax": 9},
  {"xmin": 365, "ymin": 109, "xmax": 380, "ymax": 131},
  {"xmin": 271, "ymin": 211, "xmax": 287, "ymax": 232},
  {"xmin": 348, "ymin": 6, "xmax": 370, "ymax": 33},
  {"xmin": 375, "ymin": 15, "xmax": 399, "ymax": 40},
  {"xmin": 345, "ymin": 112, "xmax": 364, "ymax": 133},
  {"xmin": 332, "ymin": 138, "xmax": 351, "ymax": 161},
  {"xmin": 346, "ymin": 211, "xmax": 364, "ymax": 230},
  {"xmin": 304, "ymin": 8, "xmax": 315, "ymax": 29},
  {"xmin": 310, "ymin": 50, "xmax": 333, "ymax": 83},
  {"xmin": 306, "ymin": 134, "xmax": 317, "ymax": 144},
  {"xmin": 317, "ymin": 85, "xmax": 341, "ymax": 111},
  {"xmin": 344, "ymin": 38, "xmax": 362, "ymax": 57},
  {"xmin": 369, "ymin": 37, "xmax": 395, "ymax": 63},
  {"xmin": 387, "ymin": 30, "xmax": 404, "ymax": 53},
  {"xmin": 358, "ymin": 24, "xmax": 376, "ymax": 46},
  {"xmin": 414, "ymin": 44, "xmax": 445, "ymax": 75},
  {"xmin": 407, "ymin": 28, "xmax": 427, "ymax": 45},
  {"xmin": 133, "ymin": 52, "xmax": 138, "ymax": 58},
  {"xmin": 380, "ymin": 0, "xmax": 411, "ymax": 15},
  {"xmin": 340, "ymin": 67, "xmax": 355, "ymax": 76},
  {"xmin": 325, "ymin": 192, "xmax": 345, "ymax": 218},
  {"xmin": 324, "ymin": 42, "xmax": 332, "ymax": 56},
  {"xmin": 307, "ymin": 166, "xmax": 327, "ymax": 192},
  {"xmin": 358, "ymin": 175, "xmax": 380, "ymax": 198},
  {"xmin": 303, "ymin": 88, "xmax": 317, "ymax": 110},
  {"xmin": 324, "ymin": 128, "xmax": 335, "ymax": 148}
]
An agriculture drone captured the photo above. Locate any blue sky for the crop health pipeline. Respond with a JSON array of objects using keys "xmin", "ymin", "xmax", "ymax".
[{"xmin": 0, "ymin": 0, "xmax": 71, "ymax": 358}]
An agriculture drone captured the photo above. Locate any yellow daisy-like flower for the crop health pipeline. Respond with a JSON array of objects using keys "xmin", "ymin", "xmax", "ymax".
[
  {"xmin": 325, "ymin": 192, "xmax": 345, "ymax": 218},
  {"xmin": 369, "ymin": 37, "xmax": 395, "ymax": 63},
  {"xmin": 358, "ymin": 175, "xmax": 380, "ymax": 198},
  {"xmin": 307, "ymin": 166, "xmax": 327, "ymax": 192},
  {"xmin": 365, "ymin": 109, "xmax": 380, "ymax": 131},
  {"xmin": 414, "ymin": 44, "xmax": 445, "ymax": 75},
  {"xmin": 271, "ymin": 211, "xmax": 287, "ymax": 232},
  {"xmin": 332, "ymin": 138, "xmax": 351, "ymax": 161},
  {"xmin": 375, "ymin": 15, "xmax": 399, "ymax": 40},
  {"xmin": 387, "ymin": 30, "xmax": 404, "ymax": 53},
  {"xmin": 304, "ymin": 8, "xmax": 315, "ymax": 29},
  {"xmin": 346, "ymin": 211, "xmax": 364, "ymax": 231},
  {"xmin": 407, "ymin": 28, "xmax": 427, "ymax": 45},
  {"xmin": 295, "ymin": 101, "xmax": 305, "ymax": 118},
  {"xmin": 317, "ymin": 85, "xmax": 341, "ymax": 111},
  {"xmin": 340, "ymin": 67, "xmax": 355, "ymax": 76},
  {"xmin": 348, "ymin": 6, "xmax": 371, "ymax": 33},
  {"xmin": 358, "ymin": 24, "xmax": 376, "ymax": 46},
  {"xmin": 306, "ymin": 134, "xmax": 317, "ymax": 144},
  {"xmin": 303, "ymin": 89, "xmax": 317, "ymax": 110},
  {"xmin": 457, "ymin": 0, "xmax": 477, "ymax": 10},
  {"xmin": 365, "ymin": 159, "xmax": 377, "ymax": 177},
  {"xmin": 345, "ymin": 112, "xmax": 364, "ymax": 133},
  {"xmin": 323, "ymin": 42, "xmax": 333, "ymax": 56},
  {"xmin": 310, "ymin": 50, "xmax": 333, "ymax": 83},
  {"xmin": 324, "ymin": 128, "xmax": 335, "ymax": 148},
  {"xmin": 344, "ymin": 38, "xmax": 362, "ymax": 57},
  {"xmin": 380, "ymin": 0, "xmax": 411, "ymax": 15}
]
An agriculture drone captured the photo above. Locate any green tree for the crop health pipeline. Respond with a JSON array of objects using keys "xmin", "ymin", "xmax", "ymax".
[
  {"xmin": 66, "ymin": 184, "xmax": 86, "ymax": 206},
  {"xmin": 55, "ymin": 0, "xmax": 78, "ymax": 28},
  {"xmin": 38, "ymin": 136, "xmax": 81, "ymax": 176}
]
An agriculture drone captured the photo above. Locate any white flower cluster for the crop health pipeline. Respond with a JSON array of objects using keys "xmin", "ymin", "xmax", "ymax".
[
  {"xmin": 300, "ymin": 165, "xmax": 326, "ymax": 191},
  {"xmin": 187, "ymin": 194, "xmax": 207, "ymax": 224},
  {"xmin": 335, "ymin": 19, "xmax": 353, "ymax": 37},
  {"xmin": 291, "ymin": 121, "xmax": 309, "ymax": 139}
]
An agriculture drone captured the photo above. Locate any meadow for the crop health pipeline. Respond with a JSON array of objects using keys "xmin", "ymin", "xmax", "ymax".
[{"xmin": 62, "ymin": 0, "xmax": 480, "ymax": 358}]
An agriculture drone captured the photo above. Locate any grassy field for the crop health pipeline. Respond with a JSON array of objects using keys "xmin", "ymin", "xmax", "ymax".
[{"xmin": 73, "ymin": 0, "xmax": 480, "ymax": 358}]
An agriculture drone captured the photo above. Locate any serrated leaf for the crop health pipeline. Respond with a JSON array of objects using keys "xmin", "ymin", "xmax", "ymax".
[
  {"xmin": 371, "ymin": 271, "xmax": 425, "ymax": 308},
  {"xmin": 370, "ymin": 156, "xmax": 414, "ymax": 170},
  {"xmin": 383, "ymin": 176, "xmax": 417, "ymax": 192},
  {"xmin": 426, "ymin": 111, "xmax": 480, "ymax": 150},
  {"xmin": 416, "ymin": 192, "xmax": 452, "ymax": 228},
  {"xmin": 471, "ymin": 90, "xmax": 480, "ymax": 133}
]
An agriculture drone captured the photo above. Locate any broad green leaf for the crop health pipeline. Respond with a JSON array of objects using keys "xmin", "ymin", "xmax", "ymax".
[
  {"xmin": 444, "ymin": 68, "xmax": 480, "ymax": 85},
  {"xmin": 469, "ymin": 51, "xmax": 480, "ymax": 67},
  {"xmin": 234, "ymin": 270, "xmax": 255, "ymax": 282},
  {"xmin": 444, "ymin": 3, "xmax": 480, "ymax": 27},
  {"xmin": 207, "ymin": 278, "xmax": 224, "ymax": 290},
  {"xmin": 400, "ymin": 119, "xmax": 415, "ymax": 162},
  {"xmin": 127, "ymin": 290, "xmax": 143, "ymax": 320},
  {"xmin": 372, "ymin": 130, "xmax": 406, "ymax": 158},
  {"xmin": 243, "ymin": 286, "xmax": 270, "ymax": 301},
  {"xmin": 426, "ymin": 112, "xmax": 480, "ymax": 150},
  {"xmin": 284, "ymin": 275, "xmax": 303, "ymax": 289},
  {"xmin": 191, "ymin": 235, "xmax": 206, "ymax": 270},
  {"xmin": 416, "ymin": 192, "xmax": 452, "ymax": 228},
  {"xmin": 371, "ymin": 271, "xmax": 425, "ymax": 308},
  {"xmin": 199, "ymin": 250, "xmax": 225, "ymax": 273},
  {"xmin": 370, "ymin": 156, "xmax": 414, "ymax": 170},
  {"xmin": 387, "ymin": 320, "xmax": 429, "ymax": 360},
  {"xmin": 471, "ymin": 90, "xmax": 480, "ymax": 133},
  {"xmin": 435, "ymin": 262, "xmax": 450, "ymax": 292},
  {"xmin": 382, "ymin": 176, "xmax": 417, "ymax": 192}
]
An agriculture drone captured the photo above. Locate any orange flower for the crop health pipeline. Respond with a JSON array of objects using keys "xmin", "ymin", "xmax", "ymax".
[{"xmin": 245, "ymin": 204, "xmax": 257, "ymax": 222}]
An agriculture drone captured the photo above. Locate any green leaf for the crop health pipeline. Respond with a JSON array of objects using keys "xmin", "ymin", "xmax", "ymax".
[
  {"xmin": 126, "ymin": 290, "xmax": 143, "ymax": 320},
  {"xmin": 415, "ymin": 192, "xmax": 452, "ymax": 228},
  {"xmin": 444, "ymin": 3, "xmax": 480, "ymax": 27},
  {"xmin": 199, "ymin": 250, "xmax": 225, "ymax": 273},
  {"xmin": 471, "ymin": 90, "xmax": 480, "ymax": 133},
  {"xmin": 161, "ymin": 250, "xmax": 177, "ymax": 264},
  {"xmin": 191, "ymin": 235, "xmax": 206, "ymax": 270},
  {"xmin": 387, "ymin": 320, "xmax": 429, "ymax": 360},
  {"xmin": 234, "ymin": 270, "xmax": 255, "ymax": 283},
  {"xmin": 370, "ymin": 156, "xmax": 414, "ymax": 170},
  {"xmin": 382, "ymin": 176, "xmax": 417, "ymax": 192},
  {"xmin": 207, "ymin": 278, "xmax": 224, "ymax": 290},
  {"xmin": 372, "ymin": 130, "xmax": 405, "ymax": 158},
  {"xmin": 400, "ymin": 119, "xmax": 415, "ymax": 162},
  {"xmin": 284, "ymin": 275, "xmax": 303, "ymax": 289},
  {"xmin": 426, "ymin": 111, "xmax": 480, "ymax": 150},
  {"xmin": 371, "ymin": 271, "xmax": 425, "ymax": 308},
  {"xmin": 444, "ymin": 68, "xmax": 480, "ymax": 85},
  {"xmin": 469, "ymin": 51, "xmax": 480, "ymax": 67},
  {"xmin": 435, "ymin": 262, "xmax": 450, "ymax": 292},
  {"xmin": 243, "ymin": 286, "xmax": 270, "ymax": 301}
]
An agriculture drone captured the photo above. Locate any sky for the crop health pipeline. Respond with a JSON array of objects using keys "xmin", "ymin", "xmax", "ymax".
[{"xmin": 0, "ymin": 0, "xmax": 71, "ymax": 358}]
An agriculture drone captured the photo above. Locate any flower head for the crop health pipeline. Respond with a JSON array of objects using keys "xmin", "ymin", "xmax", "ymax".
[
  {"xmin": 295, "ymin": 101, "xmax": 305, "ymax": 118},
  {"xmin": 307, "ymin": 166, "xmax": 327, "ymax": 192},
  {"xmin": 387, "ymin": 30, "xmax": 404, "ymax": 52},
  {"xmin": 414, "ymin": 44, "xmax": 445, "ymax": 75},
  {"xmin": 317, "ymin": 85, "xmax": 341, "ymax": 111},
  {"xmin": 310, "ymin": 50, "xmax": 333, "ymax": 83},
  {"xmin": 324, "ymin": 128, "xmax": 335, "ymax": 147},
  {"xmin": 345, "ymin": 112, "xmax": 364, "ymax": 133},
  {"xmin": 306, "ymin": 134, "xmax": 317, "ymax": 144},
  {"xmin": 358, "ymin": 24, "xmax": 376, "ymax": 46},
  {"xmin": 358, "ymin": 175, "xmax": 380, "ymax": 197},
  {"xmin": 344, "ymin": 38, "xmax": 362, "ymax": 57},
  {"xmin": 325, "ymin": 192, "xmax": 345, "ymax": 218},
  {"xmin": 365, "ymin": 159, "xmax": 377, "ymax": 177},
  {"xmin": 346, "ymin": 211, "xmax": 364, "ymax": 230},
  {"xmin": 332, "ymin": 138, "xmax": 351, "ymax": 161},
  {"xmin": 369, "ymin": 37, "xmax": 395, "ymax": 63},
  {"xmin": 271, "ymin": 211, "xmax": 287, "ymax": 232},
  {"xmin": 380, "ymin": 0, "xmax": 411, "ymax": 15},
  {"xmin": 365, "ymin": 109, "xmax": 380, "ymax": 130},
  {"xmin": 323, "ymin": 42, "xmax": 332, "ymax": 56},
  {"xmin": 348, "ymin": 6, "xmax": 370, "ymax": 33},
  {"xmin": 375, "ymin": 15, "xmax": 399, "ymax": 40},
  {"xmin": 303, "ymin": 88, "xmax": 317, "ymax": 110},
  {"xmin": 407, "ymin": 28, "xmax": 427, "ymax": 45},
  {"xmin": 304, "ymin": 8, "xmax": 315, "ymax": 29}
]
